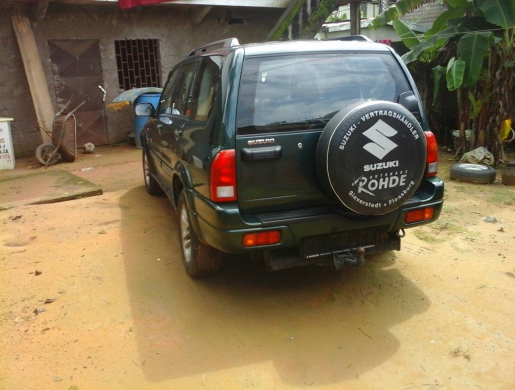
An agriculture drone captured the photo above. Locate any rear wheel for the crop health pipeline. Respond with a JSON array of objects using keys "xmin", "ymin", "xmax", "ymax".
[
  {"xmin": 142, "ymin": 148, "xmax": 162, "ymax": 195},
  {"xmin": 35, "ymin": 143, "xmax": 60, "ymax": 166},
  {"xmin": 178, "ymin": 193, "xmax": 222, "ymax": 277}
]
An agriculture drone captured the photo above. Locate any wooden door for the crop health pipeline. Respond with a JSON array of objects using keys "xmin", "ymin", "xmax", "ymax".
[{"xmin": 48, "ymin": 39, "xmax": 109, "ymax": 146}]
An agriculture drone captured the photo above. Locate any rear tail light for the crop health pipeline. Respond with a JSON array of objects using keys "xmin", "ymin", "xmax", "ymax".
[
  {"xmin": 243, "ymin": 231, "xmax": 281, "ymax": 247},
  {"xmin": 405, "ymin": 207, "xmax": 434, "ymax": 224},
  {"xmin": 210, "ymin": 149, "xmax": 237, "ymax": 202},
  {"xmin": 425, "ymin": 131, "xmax": 438, "ymax": 177}
]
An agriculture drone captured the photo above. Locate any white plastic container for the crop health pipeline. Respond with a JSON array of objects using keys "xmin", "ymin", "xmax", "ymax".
[{"xmin": 0, "ymin": 118, "xmax": 15, "ymax": 169}]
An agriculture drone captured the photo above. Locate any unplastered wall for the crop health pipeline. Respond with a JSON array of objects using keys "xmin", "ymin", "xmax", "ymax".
[
  {"xmin": 9, "ymin": 3, "xmax": 283, "ymax": 155},
  {"xmin": 0, "ymin": 10, "xmax": 40, "ymax": 158},
  {"xmin": 3, "ymin": 3, "xmax": 282, "ymax": 157}
]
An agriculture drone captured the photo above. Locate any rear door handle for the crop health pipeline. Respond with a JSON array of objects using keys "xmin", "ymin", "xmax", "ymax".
[{"xmin": 241, "ymin": 146, "xmax": 282, "ymax": 161}]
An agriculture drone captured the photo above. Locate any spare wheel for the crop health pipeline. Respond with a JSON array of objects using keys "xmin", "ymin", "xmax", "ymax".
[
  {"xmin": 316, "ymin": 101, "xmax": 427, "ymax": 215},
  {"xmin": 449, "ymin": 163, "xmax": 496, "ymax": 184}
]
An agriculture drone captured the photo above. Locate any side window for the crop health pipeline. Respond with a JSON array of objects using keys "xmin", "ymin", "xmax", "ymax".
[
  {"xmin": 158, "ymin": 68, "xmax": 180, "ymax": 116},
  {"xmin": 192, "ymin": 56, "xmax": 221, "ymax": 122},
  {"xmin": 171, "ymin": 62, "xmax": 197, "ymax": 116}
]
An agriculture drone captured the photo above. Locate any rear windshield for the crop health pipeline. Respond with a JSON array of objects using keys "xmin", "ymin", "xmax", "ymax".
[{"xmin": 236, "ymin": 52, "xmax": 412, "ymax": 135}]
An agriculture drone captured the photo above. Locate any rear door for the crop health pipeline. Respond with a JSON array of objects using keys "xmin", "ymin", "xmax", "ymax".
[
  {"xmin": 235, "ymin": 55, "xmax": 328, "ymax": 214},
  {"xmin": 144, "ymin": 65, "xmax": 181, "ymax": 182},
  {"xmin": 235, "ymin": 52, "xmax": 413, "ymax": 214},
  {"xmin": 159, "ymin": 61, "xmax": 198, "ymax": 186}
]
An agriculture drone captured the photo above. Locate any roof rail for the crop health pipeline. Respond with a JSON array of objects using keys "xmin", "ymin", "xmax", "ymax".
[
  {"xmin": 188, "ymin": 37, "xmax": 240, "ymax": 57},
  {"xmin": 330, "ymin": 35, "xmax": 374, "ymax": 42}
]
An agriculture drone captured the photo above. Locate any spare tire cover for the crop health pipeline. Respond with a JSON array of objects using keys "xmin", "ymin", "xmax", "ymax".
[{"xmin": 316, "ymin": 101, "xmax": 427, "ymax": 215}]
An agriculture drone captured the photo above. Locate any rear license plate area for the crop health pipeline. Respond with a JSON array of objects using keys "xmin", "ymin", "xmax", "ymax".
[{"xmin": 301, "ymin": 227, "xmax": 378, "ymax": 258}]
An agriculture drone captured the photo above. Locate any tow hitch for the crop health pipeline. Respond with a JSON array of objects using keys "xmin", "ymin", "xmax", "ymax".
[{"xmin": 333, "ymin": 247, "xmax": 366, "ymax": 271}]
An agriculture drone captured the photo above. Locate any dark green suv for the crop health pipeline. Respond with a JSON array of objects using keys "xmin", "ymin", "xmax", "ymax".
[{"xmin": 136, "ymin": 37, "xmax": 444, "ymax": 277}]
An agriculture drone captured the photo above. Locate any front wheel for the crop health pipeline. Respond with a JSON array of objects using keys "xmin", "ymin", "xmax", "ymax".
[
  {"xmin": 35, "ymin": 143, "xmax": 60, "ymax": 166},
  {"xmin": 178, "ymin": 193, "xmax": 222, "ymax": 278}
]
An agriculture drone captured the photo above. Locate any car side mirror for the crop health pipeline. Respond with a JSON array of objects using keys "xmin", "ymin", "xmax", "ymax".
[
  {"xmin": 135, "ymin": 102, "xmax": 155, "ymax": 117},
  {"xmin": 398, "ymin": 91, "xmax": 421, "ymax": 122}
]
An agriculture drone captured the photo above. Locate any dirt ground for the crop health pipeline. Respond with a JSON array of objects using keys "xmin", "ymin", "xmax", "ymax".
[{"xmin": 1, "ymin": 144, "xmax": 514, "ymax": 390}]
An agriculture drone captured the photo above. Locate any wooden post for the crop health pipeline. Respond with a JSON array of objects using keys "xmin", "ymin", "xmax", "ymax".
[
  {"xmin": 348, "ymin": 0, "xmax": 362, "ymax": 36},
  {"xmin": 11, "ymin": 13, "xmax": 54, "ymax": 143}
]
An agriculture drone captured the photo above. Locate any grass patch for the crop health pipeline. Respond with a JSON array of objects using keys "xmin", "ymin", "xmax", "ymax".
[
  {"xmin": 452, "ymin": 184, "xmax": 467, "ymax": 193},
  {"xmin": 431, "ymin": 219, "xmax": 468, "ymax": 234},
  {"xmin": 487, "ymin": 188, "xmax": 515, "ymax": 206},
  {"xmin": 442, "ymin": 205, "xmax": 460, "ymax": 214},
  {"xmin": 450, "ymin": 242, "xmax": 471, "ymax": 253},
  {"xmin": 451, "ymin": 344, "xmax": 471, "ymax": 360},
  {"xmin": 413, "ymin": 229, "xmax": 446, "ymax": 243}
]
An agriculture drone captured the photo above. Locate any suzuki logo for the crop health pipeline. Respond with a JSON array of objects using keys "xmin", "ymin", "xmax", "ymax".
[{"xmin": 362, "ymin": 119, "xmax": 398, "ymax": 160}]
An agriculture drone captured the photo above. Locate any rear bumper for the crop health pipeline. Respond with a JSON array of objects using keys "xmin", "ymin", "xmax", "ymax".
[{"xmin": 188, "ymin": 177, "xmax": 444, "ymax": 255}]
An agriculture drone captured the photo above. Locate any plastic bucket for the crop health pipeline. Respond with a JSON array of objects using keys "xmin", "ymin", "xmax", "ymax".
[{"xmin": 133, "ymin": 93, "xmax": 161, "ymax": 148}]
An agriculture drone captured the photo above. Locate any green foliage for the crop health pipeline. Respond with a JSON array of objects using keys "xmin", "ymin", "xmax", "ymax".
[
  {"xmin": 392, "ymin": 19, "xmax": 420, "ymax": 50},
  {"xmin": 477, "ymin": 0, "xmax": 515, "ymax": 28},
  {"xmin": 370, "ymin": 0, "xmax": 428, "ymax": 29},
  {"xmin": 426, "ymin": 6, "xmax": 466, "ymax": 37},
  {"xmin": 302, "ymin": 0, "xmax": 340, "ymax": 38},
  {"xmin": 468, "ymin": 92, "xmax": 493, "ymax": 119},
  {"xmin": 432, "ymin": 65, "xmax": 446, "ymax": 104},
  {"xmin": 376, "ymin": 0, "xmax": 515, "ymax": 163},
  {"xmin": 270, "ymin": 0, "xmax": 306, "ymax": 41},
  {"xmin": 459, "ymin": 31, "xmax": 494, "ymax": 87},
  {"xmin": 446, "ymin": 57, "xmax": 465, "ymax": 91}
]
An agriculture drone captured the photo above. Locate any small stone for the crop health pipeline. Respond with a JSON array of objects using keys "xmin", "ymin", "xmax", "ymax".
[
  {"xmin": 482, "ymin": 216, "xmax": 497, "ymax": 223},
  {"xmin": 35, "ymin": 270, "xmax": 42, "ymax": 276}
]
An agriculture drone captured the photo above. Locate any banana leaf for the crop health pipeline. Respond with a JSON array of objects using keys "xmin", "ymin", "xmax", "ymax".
[
  {"xmin": 458, "ymin": 31, "xmax": 494, "ymax": 87},
  {"xmin": 446, "ymin": 57, "xmax": 465, "ymax": 91},
  {"xmin": 392, "ymin": 19, "xmax": 421, "ymax": 50},
  {"xmin": 370, "ymin": 0, "xmax": 426, "ymax": 28},
  {"xmin": 477, "ymin": 0, "xmax": 515, "ymax": 29}
]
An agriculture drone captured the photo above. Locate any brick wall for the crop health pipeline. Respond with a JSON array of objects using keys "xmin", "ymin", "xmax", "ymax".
[
  {"xmin": 0, "ymin": 10, "xmax": 40, "ymax": 158},
  {"xmin": 0, "ymin": 3, "xmax": 282, "ymax": 158}
]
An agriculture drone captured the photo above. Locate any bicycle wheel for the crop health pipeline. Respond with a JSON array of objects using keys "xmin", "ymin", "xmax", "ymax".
[{"xmin": 35, "ymin": 143, "xmax": 61, "ymax": 166}]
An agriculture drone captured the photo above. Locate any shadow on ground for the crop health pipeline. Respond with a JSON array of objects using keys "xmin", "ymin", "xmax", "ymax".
[{"xmin": 118, "ymin": 187, "xmax": 430, "ymax": 386}]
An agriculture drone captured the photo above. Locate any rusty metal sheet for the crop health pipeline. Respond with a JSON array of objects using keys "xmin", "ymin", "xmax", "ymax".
[{"xmin": 48, "ymin": 39, "xmax": 109, "ymax": 146}]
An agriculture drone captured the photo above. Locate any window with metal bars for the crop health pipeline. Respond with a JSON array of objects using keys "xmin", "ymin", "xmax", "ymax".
[{"xmin": 115, "ymin": 39, "xmax": 162, "ymax": 91}]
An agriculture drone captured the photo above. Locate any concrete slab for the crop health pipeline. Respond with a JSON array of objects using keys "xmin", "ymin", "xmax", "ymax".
[{"xmin": 0, "ymin": 170, "xmax": 103, "ymax": 210}]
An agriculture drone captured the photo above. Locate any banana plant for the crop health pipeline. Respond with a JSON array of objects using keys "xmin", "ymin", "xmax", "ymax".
[{"xmin": 371, "ymin": 0, "xmax": 515, "ymax": 163}]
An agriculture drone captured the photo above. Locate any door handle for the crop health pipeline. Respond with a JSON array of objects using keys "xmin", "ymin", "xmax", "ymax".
[{"xmin": 157, "ymin": 124, "xmax": 162, "ymax": 135}]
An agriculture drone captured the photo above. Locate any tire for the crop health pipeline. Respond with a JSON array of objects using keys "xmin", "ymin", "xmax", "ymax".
[
  {"xmin": 35, "ymin": 143, "xmax": 61, "ymax": 166},
  {"xmin": 142, "ymin": 148, "xmax": 163, "ymax": 195},
  {"xmin": 450, "ymin": 163, "xmax": 496, "ymax": 184},
  {"xmin": 316, "ymin": 101, "xmax": 426, "ymax": 215},
  {"xmin": 178, "ymin": 193, "xmax": 222, "ymax": 278}
]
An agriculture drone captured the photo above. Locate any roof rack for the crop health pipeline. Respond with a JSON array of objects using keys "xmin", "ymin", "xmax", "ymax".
[
  {"xmin": 188, "ymin": 37, "xmax": 240, "ymax": 57},
  {"xmin": 330, "ymin": 35, "xmax": 373, "ymax": 42}
]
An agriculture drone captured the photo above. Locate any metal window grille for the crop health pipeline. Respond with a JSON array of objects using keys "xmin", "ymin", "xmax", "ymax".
[{"xmin": 115, "ymin": 39, "xmax": 162, "ymax": 91}]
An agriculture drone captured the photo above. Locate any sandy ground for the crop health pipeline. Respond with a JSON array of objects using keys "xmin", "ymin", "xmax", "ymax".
[{"xmin": 1, "ymin": 144, "xmax": 514, "ymax": 390}]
